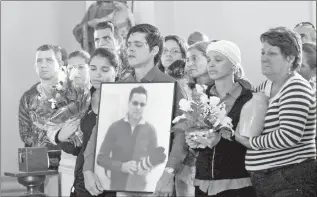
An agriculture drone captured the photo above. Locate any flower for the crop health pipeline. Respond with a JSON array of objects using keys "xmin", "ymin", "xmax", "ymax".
[
  {"xmin": 209, "ymin": 96, "xmax": 220, "ymax": 106},
  {"xmin": 200, "ymin": 94, "xmax": 209, "ymax": 104},
  {"xmin": 55, "ymin": 83, "xmax": 63, "ymax": 91},
  {"xmin": 179, "ymin": 99, "xmax": 192, "ymax": 112},
  {"xmin": 220, "ymin": 116, "xmax": 233, "ymax": 128},
  {"xmin": 195, "ymin": 84, "xmax": 205, "ymax": 94},
  {"xmin": 58, "ymin": 70, "xmax": 67, "ymax": 82}
]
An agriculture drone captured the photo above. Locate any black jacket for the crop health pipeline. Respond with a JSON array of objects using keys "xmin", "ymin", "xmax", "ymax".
[
  {"xmin": 195, "ymin": 84, "xmax": 253, "ymax": 180},
  {"xmin": 57, "ymin": 87, "xmax": 96, "ymax": 196}
]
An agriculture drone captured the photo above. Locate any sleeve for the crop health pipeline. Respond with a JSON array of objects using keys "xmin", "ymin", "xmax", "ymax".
[
  {"xmin": 19, "ymin": 94, "xmax": 33, "ymax": 146},
  {"xmin": 137, "ymin": 126, "xmax": 158, "ymax": 175},
  {"xmin": 173, "ymin": 81, "xmax": 186, "ymax": 117},
  {"xmin": 83, "ymin": 125, "xmax": 98, "ymax": 172},
  {"xmin": 165, "ymin": 126, "xmax": 189, "ymax": 173},
  {"xmin": 96, "ymin": 123, "xmax": 122, "ymax": 172},
  {"xmin": 250, "ymin": 81, "xmax": 313, "ymax": 150}
]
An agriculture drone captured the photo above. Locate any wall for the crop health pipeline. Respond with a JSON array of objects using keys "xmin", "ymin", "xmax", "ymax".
[
  {"xmin": 1, "ymin": 0, "xmax": 85, "ymax": 175},
  {"xmin": 154, "ymin": 1, "xmax": 315, "ymax": 86}
]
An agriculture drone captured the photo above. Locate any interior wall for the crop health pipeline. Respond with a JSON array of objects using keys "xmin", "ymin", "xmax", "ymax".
[{"xmin": 1, "ymin": 1, "xmax": 85, "ymax": 176}]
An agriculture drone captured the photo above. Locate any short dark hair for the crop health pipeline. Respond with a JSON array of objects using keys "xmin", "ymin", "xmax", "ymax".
[
  {"xmin": 126, "ymin": 24, "xmax": 164, "ymax": 65},
  {"xmin": 187, "ymin": 31, "xmax": 209, "ymax": 46},
  {"xmin": 260, "ymin": 26, "xmax": 302, "ymax": 71},
  {"xmin": 68, "ymin": 50, "xmax": 91, "ymax": 64},
  {"xmin": 166, "ymin": 59, "xmax": 186, "ymax": 79},
  {"xmin": 95, "ymin": 21, "xmax": 118, "ymax": 37},
  {"xmin": 129, "ymin": 86, "xmax": 147, "ymax": 101},
  {"xmin": 36, "ymin": 44, "xmax": 62, "ymax": 62},
  {"xmin": 90, "ymin": 48, "xmax": 119, "ymax": 69},
  {"xmin": 302, "ymin": 42, "xmax": 316, "ymax": 70}
]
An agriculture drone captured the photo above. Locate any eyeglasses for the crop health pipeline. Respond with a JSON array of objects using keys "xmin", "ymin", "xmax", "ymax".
[
  {"xmin": 67, "ymin": 64, "xmax": 88, "ymax": 70},
  {"xmin": 163, "ymin": 48, "xmax": 181, "ymax": 55},
  {"xmin": 294, "ymin": 22, "xmax": 316, "ymax": 31},
  {"xmin": 126, "ymin": 41, "xmax": 148, "ymax": 49},
  {"xmin": 132, "ymin": 101, "xmax": 146, "ymax": 107}
]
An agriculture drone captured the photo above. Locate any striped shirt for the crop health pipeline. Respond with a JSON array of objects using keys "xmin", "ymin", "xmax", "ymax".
[{"xmin": 245, "ymin": 73, "xmax": 316, "ymax": 171}]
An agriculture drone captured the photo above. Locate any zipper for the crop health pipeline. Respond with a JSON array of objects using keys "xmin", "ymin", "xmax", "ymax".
[{"xmin": 211, "ymin": 147, "xmax": 216, "ymax": 178}]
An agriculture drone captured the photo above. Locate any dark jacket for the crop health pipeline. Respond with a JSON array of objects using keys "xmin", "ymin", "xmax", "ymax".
[
  {"xmin": 57, "ymin": 87, "xmax": 97, "ymax": 196},
  {"xmin": 195, "ymin": 84, "xmax": 253, "ymax": 180}
]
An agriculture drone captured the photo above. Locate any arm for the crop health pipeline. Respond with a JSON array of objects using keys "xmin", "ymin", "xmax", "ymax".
[
  {"xmin": 137, "ymin": 126, "xmax": 159, "ymax": 175},
  {"xmin": 165, "ymin": 127, "xmax": 189, "ymax": 173},
  {"xmin": 250, "ymin": 82, "xmax": 313, "ymax": 150},
  {"xmin": 19, "ymin": 95, "xmax": 33, "ymax": 146},
  {"xmin": 96, "ymin": 124, "xmax": 122, "ymax": 172},
  {"xmin": 54, "ymin": 130, "xmax": 81, "ymax": 156},
  {"xmin": 83, "ymin": 125, "xmax": 98, "ymax": 172}
]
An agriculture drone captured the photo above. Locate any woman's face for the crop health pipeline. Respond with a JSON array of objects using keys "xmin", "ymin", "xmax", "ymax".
[
  {"xmin": 299, "ymin": 52, "xmax": 316, "ymax": 81},
  {"xmin": 261, "ymin": 42, "xmax": 291, "ymax": 78},
  {"xmin": 89, "ymin": 55, "xmax": 116, "ymax": 90},
  {"xmin": 161, "ymin": 40, "xmax": 183, "ymax": 68},
  {"xmin": 67, "ymin": 56, "xmax": 90, "ymax": 87},
  {"xmin": 186, "ymin": 48, "xmax": 208, "ymax": 78},
  {"xmin": 207, "ymin": 51, "xmax": 234, "ymax": 80}
]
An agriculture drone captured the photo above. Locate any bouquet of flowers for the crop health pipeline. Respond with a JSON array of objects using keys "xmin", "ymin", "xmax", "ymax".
[
  {"xmin": 172, "ymin": 84, "xmax": 233, "ymax": 144},
  {"xmin": 29, "ymin": 70, "xmax": 91, "ymax": 147}
]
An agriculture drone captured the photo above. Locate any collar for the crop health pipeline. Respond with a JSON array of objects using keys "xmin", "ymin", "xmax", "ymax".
[
  {"xmin": 209, "ymin": 82, "xmax": 241, "ymax": 99},
  {"xmin": 125, "ymin": 66, "xmax": 161, "ymax": 82},
  {"xmin": 124, "ymin": 115, "xmax": 146, "ymax": 125}
]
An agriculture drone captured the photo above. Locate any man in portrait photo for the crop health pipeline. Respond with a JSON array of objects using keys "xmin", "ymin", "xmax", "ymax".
[{"xmin": 96, "ymin": 85, "xmax": 167, "ymax": 192}]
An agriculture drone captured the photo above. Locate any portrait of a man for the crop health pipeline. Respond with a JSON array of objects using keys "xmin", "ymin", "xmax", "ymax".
[{"xmin": 94, "ymin": 83, "xmax": 175, "ymax": 193}]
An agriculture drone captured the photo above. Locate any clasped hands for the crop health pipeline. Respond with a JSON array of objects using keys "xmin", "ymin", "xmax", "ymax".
[{"xmin": 185, "ymin": 127, "xmax": 235, "ymax": 149}]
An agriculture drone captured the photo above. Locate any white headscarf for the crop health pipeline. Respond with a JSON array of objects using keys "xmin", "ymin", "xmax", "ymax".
[{"xmin": 206, "ymin": 40, "xmax": 242, "ymax": 68}]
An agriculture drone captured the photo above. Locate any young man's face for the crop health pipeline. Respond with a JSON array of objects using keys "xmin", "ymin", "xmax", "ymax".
[
  {"xmin": 35, "ymin": 50, "xmax": 60, "ymax": 80},
  {"xmin": 128, "ymin": 93, "xmax": 147, "ymax": 120},
  {"xmin": 94, "ymin": 28, "xmax": 119, "ymax": 51},
  {"xmin": 126, "ymin": 32, "xmax": 154, "ymax": 68}
]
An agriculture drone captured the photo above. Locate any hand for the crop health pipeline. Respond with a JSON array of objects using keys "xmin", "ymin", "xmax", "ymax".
[
  {"xmin": 121, "ymin": 160, "xmax": 138, "ymax": 175},
  {"xmin": 185, "ymin": 134, "xmax": 202, "ymax": 149},
  {"xmin": 58, "ymin": 119, "xmax": 80, "ymax": 142},
  {"xmin": 83, "ymin": 170, "xmax": 103, "ymax": 196},
  {"xmin": 154, "ymin": 171, "xmax": 175, "ymax": 197},
  {"xmin": 87, "ymin": 18, "xmax": 99, "ymax": 27},
  {"xmin": 194, "ymin": 132, "xmax": 221, "ymax": 149},
  {"xmin": 219, "ymin": 127, "xmax": 234, "ymax": 141},
  {"xmin": 149, "ymin": 147, "xmax": 166, "ymax": 166},
  {"xmin": 235, "ymin": 132, "xmax": 252, "ymax": 149}
]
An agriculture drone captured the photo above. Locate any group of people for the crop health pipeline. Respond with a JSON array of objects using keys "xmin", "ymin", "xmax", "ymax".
[{"xmin": 19, "ymin": 10, "xmax": 316, "ymax": 197}]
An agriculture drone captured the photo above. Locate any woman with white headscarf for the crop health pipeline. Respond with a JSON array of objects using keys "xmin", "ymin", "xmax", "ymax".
[{"xmin": 185, "ymin": 40, "xmax": 256, "ymax": 197}]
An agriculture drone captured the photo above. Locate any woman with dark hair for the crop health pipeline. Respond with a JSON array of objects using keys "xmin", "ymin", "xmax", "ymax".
[
  {"xmin": 235, "ymin": 27, "xmax": 317, "ymax": 197},
  {"xmin": 55, "ymin": 48, "xmax": 119, "ymax": 197},
  {"xmin": 159, "ymin": 35, "xmax": 187, "ymax": 73}
]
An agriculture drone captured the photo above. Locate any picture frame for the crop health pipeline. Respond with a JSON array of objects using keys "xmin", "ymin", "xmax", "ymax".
[{"xmin": 93, "ymin": 82, "xmax": 175, "ymax": 193}]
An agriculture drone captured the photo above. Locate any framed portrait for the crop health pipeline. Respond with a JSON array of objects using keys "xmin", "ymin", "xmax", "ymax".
[{"xmin": 94, "ymin": 82, "xmax": 175, "ymax": 193}]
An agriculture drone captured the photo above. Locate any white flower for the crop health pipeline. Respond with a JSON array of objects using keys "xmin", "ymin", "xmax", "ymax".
[
  {"xmin": 58, "ymin": 70, "xmax": 67, "ymax": 82},
  {"xmin": 55, "ymin": 83, "xmax": 63, "ymax": 91},
  {"xmin": 209, "ymin": 96, "xmax": 220, "ymax": 107},
  {"xmin": 172, "ymin": 114, "xmax": 186, "ymax": 123},
  {"xmin": 200, "ymin": 94, "xmax": 209, "ymax": 104},
  {"xmin": 179, "ymin": 99, "xmax": 192, "ymax": 112},
  {"xmin": 195, "ymin": 84, "xmax": 205, "ymax": 94},
  {"xmin": 48, "ymin": 98, "xmax": 57, "ymax": 109},
  {"xmin": 220, "ymin": 116, "xmax": 233, "ymax": 128}
]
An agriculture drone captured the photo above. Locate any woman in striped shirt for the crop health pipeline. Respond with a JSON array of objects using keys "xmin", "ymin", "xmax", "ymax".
[{"xmin": 235, "ymin": 27, "xmax": 317, "ymax": 197}]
